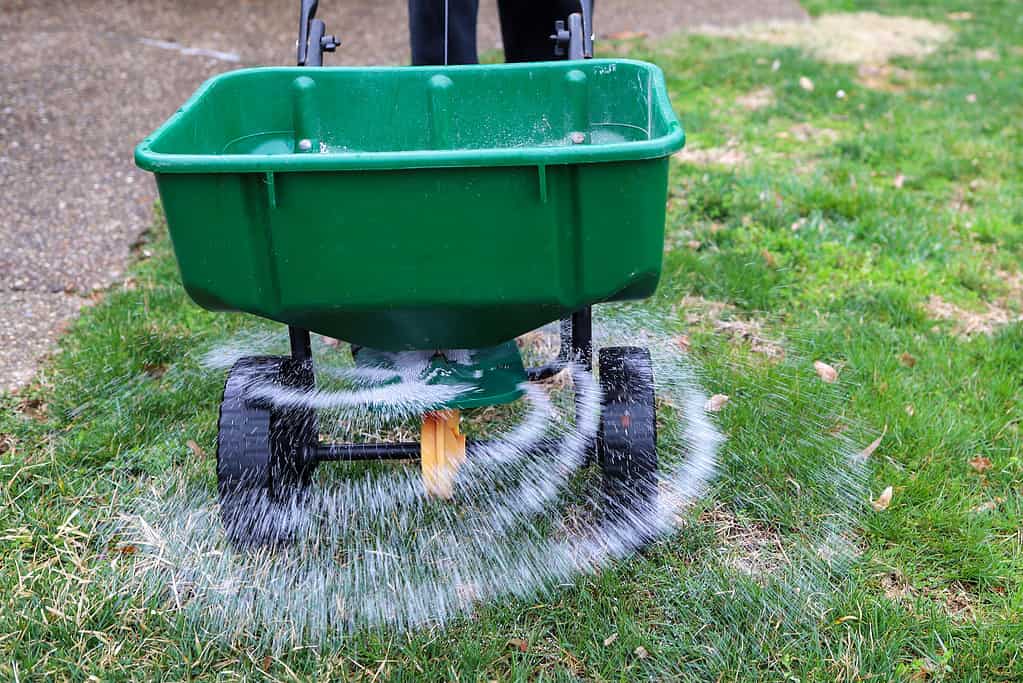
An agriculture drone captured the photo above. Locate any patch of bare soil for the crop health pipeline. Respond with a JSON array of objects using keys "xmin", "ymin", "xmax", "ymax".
[
  {"xmin": 856, "ymin": 63, "xmax": 917, "ymax": 92},
  {"xmin": 925, "ymin": 271, "xmax": 1023, "ymax": 336},
  {"xmin": 704, "ymin": 507, "xmax": 788, "ymax": 579},
  {"xmin": 713, "ymin": 319, "xmax": 786, "ymax": 360},
  {"xmin": 672, "ymin": 138, "xmax": 748, "ymax": 168},
  {"xmin": 879, "ymin": 572, "xmax": 977, "ymax": 621},
  {"xmin": 697, "ymin": 12, "xmax": 953, "ymax": 65},
  {"xmin": 777, "ymin": 123, "xmax": 840, "ymax": 144},
  {"xmin": 736, "ymin": 86, "xmax": 775, "ymax": 111},
  {"xmin": 678, "ymin": 296, "xmax": 786, "ymax": 360}
]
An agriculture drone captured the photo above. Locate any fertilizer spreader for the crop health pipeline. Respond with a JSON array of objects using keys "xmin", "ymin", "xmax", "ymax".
[{"xmin": 134, "ymin": 0, "xmax": 685, "ymax": 544}]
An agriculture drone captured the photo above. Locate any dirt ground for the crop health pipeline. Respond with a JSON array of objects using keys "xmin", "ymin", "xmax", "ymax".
[{"xmin": 0, "ymin": 0, "xmax": 808, "ymax": 391}]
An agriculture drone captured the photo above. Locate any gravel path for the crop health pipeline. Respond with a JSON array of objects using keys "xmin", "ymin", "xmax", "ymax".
[{"xmin": 0, "ymin": 0, "xmax": 807, "ymax": 392}]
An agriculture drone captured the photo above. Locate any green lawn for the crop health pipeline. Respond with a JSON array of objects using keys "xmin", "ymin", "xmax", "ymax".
[{"xmin": 2, "ymin": 0, "xmax": 1021, "ymax": 680}]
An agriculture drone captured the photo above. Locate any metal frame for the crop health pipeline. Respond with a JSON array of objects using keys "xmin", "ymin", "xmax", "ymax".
[{"xmin": 285, "ymin": 0, "xmax": 596, "ymax": 464}]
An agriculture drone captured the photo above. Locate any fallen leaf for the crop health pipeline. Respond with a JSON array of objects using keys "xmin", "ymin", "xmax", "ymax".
[
  {"xmin": 971, "ymin": 497, "xmax": 1003, "ymax": 513},
  {"xmin": 261, "ymin": 656, "xmax": 272, "ymax": 670},
  {"xmin": 507, "ymin": 638, "xmax": 528, "ymax": 653},
  {"xmin": 898, "ymin": 352, "xmax": 917, "ymax": 367},
  {"xmin": 18, "ymin": 398, "xmax": 48, "ymax": 422},
  {"xmin": 705, "ymin": 394, "xmax": 730, "ymax": 412},
  {"xmin": 634, "ymin": 646, "xmax": 649, "ymax": 659},
  {"xmin": 827, "ymin": 421, "xmax": 848, "ymax": 435},
  {"xmin": 814, "ymin": 360, "xmax": 839, "ymax": 383},
  {"xmin": 871, "ymin": 485, "xmax": 893, "ymax": 511},
  {"xmin": 860, "ymin": 425, "xmax": 887, "ymax": 459},
  {"xmin": 687, "ymin": 240, "xmax": 702, "ymax": 250},
  {"xmin": 947, "ymin": 11, "xmax": 973, "ymax": 20},
  {"xmin": 116, "ymin": 544, "xmax": 137, "ymax": 555},
  {"xmin": 143, "ymin": 363, "xmax": 168, "ymax": 379},
  {"xmin": 893, "ymin": 173, "xmax": 906, "ymax": 189},
  {"xmin": 799, "ymin": 76, "xmax": 815, "ymax": 92},
  {"xmin": 969, "ymin": 456, "xmax": 992, "ymax": 473},
  {"xmin": 186, "ymin": 440, "xmax": 207, "ymax": 459},
  {"xmin": 834, "ymin": 615, "xmax": 859, "ymax": 624},
  {"xmin": 603, "ymin": 633, "xmax": 618, "ymax": 647},
  {"xmin": 761, "ymin": 249, "xmax": 777, "ymax": 267},
  {"xmin": 675, "ymin": 335, "xmax": 691, "ymax": 353},
  {"xmin": 606, "ymin": 30, "xmax": 648, "ymax": 40}
]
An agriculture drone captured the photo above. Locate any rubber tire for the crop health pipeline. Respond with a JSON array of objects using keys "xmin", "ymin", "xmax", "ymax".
[
  {"xmin": 217, "ymin": 356, "xmax": 317, "ymax": 546},
  {"xmin": 597, "ymin": 346, "xmax": 659, "ymax": 533}
]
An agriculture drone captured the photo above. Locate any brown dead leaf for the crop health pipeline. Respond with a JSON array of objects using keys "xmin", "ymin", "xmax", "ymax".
[
  {"xmin": 507, "ymin": 638, "xmax": 528, "ymax": 653},
  {"xmin": 827, "ymin": 421, "xmax": 848, "ymax": 435},
  {"xmin": 971, "ymin": 497, "xmax": 1004, "ymax": 513},
  {"xmin": 143, "ymin": 363, "xmax": 168, "ymax": 379},
  {"xmin": 899, "ymin": 352, "xmax": 917, "ymax": 368},
  {"xmin": 761, "ymin": 249, "xmax": 777, "ymax": 268},
  {"xmin": 261, "ymin": 656, "xmax": 272, "ymax": 670},
  {"xmin": 186, "ymin": 440, "xmax": 208, "ymax": 459},
  {"xmin": 603, "ymin": 633, "xmax": 618, "ymax": 647},
  {"xmin": 860, "ymin": 426, "xmax": 887, "ymax": 459},
  {"xmin": 116, "ymin": 544, "xmax": 138, "ymax": 555},
  {"xmin": 947, "ymin": 11, "xmax": 973, "ymax": 21},
  {"xmin": 871, "ymin": 485, "xmax": 893, "ymax": 511},
  {"xmin": 675, "ymin": 335, "xmax": 691, "ymax": 353},
  {"xmin": 634, "ymin": 646, "xmax": 649, "ymax": 659},
  {"xmin": 687, "ymin": 240, "xmax": 702, "ymax": 251},
  {"xmin": 705, "ymin": 394, "xmax": 730, "ymax": 412},
  {"xmin": 814, "ymin": 360, "xmax": 839, "ymax": 383},
  {"xmin": 799, "ymin": 75, "xmax": 815, "ymax": 92},
  {"xmin": 18, "ymin": 398, "xmax": 48, "ymax": 422},
  {"xmin": 969, "ymin": 456, "xmax": 992, "ymax": 473}
]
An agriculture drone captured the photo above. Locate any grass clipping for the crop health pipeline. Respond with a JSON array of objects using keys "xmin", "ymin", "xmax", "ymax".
[{"xmin": 697, "ymin": 12, "xmax": 953, "ymax": 65}]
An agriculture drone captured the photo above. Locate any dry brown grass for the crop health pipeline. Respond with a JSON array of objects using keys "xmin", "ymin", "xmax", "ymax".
[
  {"xmin": 702, "ymin": 507, "xmax": 788, "ymax": 580},
  {"xmin": 696, "ymin": 12, "xmax": 953, "ymax": 65},
  {"xmin": 925, "ymin": 271, "xmax": 1023, "ymax": 336}
]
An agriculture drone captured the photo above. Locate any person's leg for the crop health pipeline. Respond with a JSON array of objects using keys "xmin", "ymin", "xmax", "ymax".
[
  {"xmin": 496, "ymin": 0, "xmax": 585, "ymax": 63},
  {"xmin": 408, "ymin": 0, "xmax": 480, "ymax": 65}
]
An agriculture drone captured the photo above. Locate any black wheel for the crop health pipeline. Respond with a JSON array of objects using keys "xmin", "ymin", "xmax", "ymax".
[
  {"xmin": 597, "ymin": 346, "xmax": 658, "ymax": 534},
  {"xmin": 217, "ymin": 356, "xmax": 318, "ymax": 546}
]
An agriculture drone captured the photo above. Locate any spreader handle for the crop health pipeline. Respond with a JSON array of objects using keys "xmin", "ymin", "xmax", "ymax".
[{"xmin": 297, "ymin": 0, "xmax": 319, "ymax": 65}]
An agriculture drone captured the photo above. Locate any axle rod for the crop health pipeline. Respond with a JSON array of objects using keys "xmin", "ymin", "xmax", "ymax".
[{"xmin": 314, "ymin": 442, "xmax": 420, "ymax": 462}]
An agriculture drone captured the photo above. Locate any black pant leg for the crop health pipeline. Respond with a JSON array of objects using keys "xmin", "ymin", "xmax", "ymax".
[
  {"xmin": 496, "ymin": 0, "xmax": 585, "ymax": 63},
  {"xmin": 408, "ymin": 0, "xmax": 481, "ymax": 65}
]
